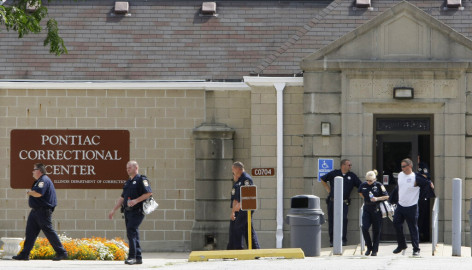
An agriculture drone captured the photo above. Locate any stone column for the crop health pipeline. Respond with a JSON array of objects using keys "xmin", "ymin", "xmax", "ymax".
[{"xmin": 191, "ymin": 123, "xmax": 235, "ymax": 250}]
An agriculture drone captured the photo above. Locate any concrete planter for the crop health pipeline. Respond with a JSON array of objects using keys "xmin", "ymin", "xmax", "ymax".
[{"xmin": 1, "ymin": 237, "xmax": 23, "ymax": 260}]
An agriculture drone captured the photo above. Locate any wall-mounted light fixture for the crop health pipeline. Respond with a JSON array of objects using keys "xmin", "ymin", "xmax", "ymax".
[
  {"xmin": 321, "ymin": 122, "xmax": 331, "ymax": 136},
  {"xmin": 393, "ymin": 87, "xmax": 414, "ymax": 100}
]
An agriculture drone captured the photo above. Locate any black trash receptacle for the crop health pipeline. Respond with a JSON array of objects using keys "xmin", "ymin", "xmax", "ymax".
[{"xmin": 285, "ymin": 195, "xmax": 325, "ymax": 257}]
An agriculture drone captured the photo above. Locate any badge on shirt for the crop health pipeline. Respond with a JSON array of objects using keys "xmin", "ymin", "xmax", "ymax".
[
  {"xmin": 133, "ymin": 181, "xmax": 136, "ymax": 184},
  {"xmin": 231, "ymin": 188, "xmax": 235, "ymax": 195},
  {"xmin": 38, "ymin": 182, "xmax": 44, "ymax": 188},
  {"xmin": 381, "ymin": 185, "xmax": 386, "ymax": 192},
  {"xmin": 373, "ymin": 186, "xmax": 378, "ymax": 192},
  {"xmin": 143, "ymin": 180, "xmax": 149, "ymax": 187},
  {"xmin": 423, "ymin": 168, "xmax": 428, "ymax": 173},
  {"xmin": 347, "ymin": 176, "xmax": 351, "ymax": 180},
  {"xmin": 244, "ymin": 180, "xmax": 250, "ymax": 186}
]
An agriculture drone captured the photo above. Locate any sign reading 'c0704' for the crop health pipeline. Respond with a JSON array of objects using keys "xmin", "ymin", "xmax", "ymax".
[
  {"xmin": 10, "ymin": 129, "xmax": 130, "ymax": 189},
  {"xmin": 251, "ymin": 168, "xmax": 275, "ymax": 176}
]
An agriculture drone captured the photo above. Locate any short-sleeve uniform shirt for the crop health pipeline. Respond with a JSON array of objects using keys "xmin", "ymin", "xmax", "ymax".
[
  {"xmin": 121, "ymin": 174, "xmax": 153, "ymax": 209},
  {"xmin": 321, "ymin": 169, "xmax": 362, "ymax": 200},
  {"xmin": 230, "ymin": 171, "xmax": 253, "ymax": 208},
  {"xmin": 29, "ymin": 174, "xmax": 57, "ymax": 209}
]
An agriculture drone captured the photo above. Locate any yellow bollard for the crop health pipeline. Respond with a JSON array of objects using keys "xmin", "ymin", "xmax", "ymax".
[{"xmin": 248, "ymin": 210, "xmax": 252, "ymax": 249}]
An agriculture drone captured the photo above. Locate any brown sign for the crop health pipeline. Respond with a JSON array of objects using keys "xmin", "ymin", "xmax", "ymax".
[
  {"xmin": 240, "ymin": 185, "xmax": 257, "ymax": 210},
  {"xmin": 251, "ymin": 168, "xmax": 275, "ymax": 176},
  {"xmin": 10, "ymin": 129, "xmax": 130, "ymax": 189}
]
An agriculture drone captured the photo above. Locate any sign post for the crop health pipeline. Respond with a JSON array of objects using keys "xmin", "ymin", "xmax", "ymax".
[
  {"xmin": 318, "ymin": 158, "xmax": 333, "ymax": 182},
  {"xmin": 240, "ymin": 185, "xmax": 257, "ymax": 250}
]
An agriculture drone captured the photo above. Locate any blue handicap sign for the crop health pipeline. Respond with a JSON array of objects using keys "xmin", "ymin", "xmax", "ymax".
[{"xmin": 318, "ymin": 159, "xmax": 333, "ymax": 182}]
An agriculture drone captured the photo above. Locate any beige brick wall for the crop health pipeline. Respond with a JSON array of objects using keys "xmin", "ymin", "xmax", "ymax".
[
  {"xmin": 0, "ymin": 88, "xmax": 205, "ymax": 251},
  {"xmin": 250, "ymin": 85, "xmax": 305, "ymax": 248}
]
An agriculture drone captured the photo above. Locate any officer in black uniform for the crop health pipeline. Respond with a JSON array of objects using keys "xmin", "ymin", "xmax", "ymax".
[
  {"xmin": 417, "ymin": 155, "xmax": 431, "ymax": 242},
  {"xmin": 109, "ymin": 161, "xmax": 152, "ymax": 265},
  {"xmin": 227, "ymin": 161, "xmax": 260, "ymax": 250},
  {"xmin": 13, "ymin": 163, "xmax": 68, "ymax": 261},
  {"xmin": 358, "ymin": 170, "xmax": 389, "ymax": 256},
  {"xmin": 320, "ymin": 159, "xmax": 362, "ymax": 246}
]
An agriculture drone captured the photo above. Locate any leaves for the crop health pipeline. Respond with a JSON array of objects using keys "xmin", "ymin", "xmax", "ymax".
[
  {"xmin": 44, "ymin": 18, "xmax": 67, "ymax": 56},
  {"xmin": 0, "ymin": 0, "xmax": 68, "ymax": 56}
]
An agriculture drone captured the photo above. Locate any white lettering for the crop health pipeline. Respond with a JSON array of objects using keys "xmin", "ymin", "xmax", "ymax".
[{"xmin": 39, "ymin": 135, "xmax": 102, "ymax": 146}]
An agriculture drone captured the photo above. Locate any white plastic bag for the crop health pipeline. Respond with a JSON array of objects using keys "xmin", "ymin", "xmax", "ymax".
[{"xmin": 142, "ymin": 196, "xmax": 159, "ymax": 215}]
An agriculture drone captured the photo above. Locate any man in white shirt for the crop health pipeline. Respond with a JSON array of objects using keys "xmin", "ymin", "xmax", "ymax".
[{"xmin": 392, "ymin": 158, "xmax": 434, "ymax": 256}]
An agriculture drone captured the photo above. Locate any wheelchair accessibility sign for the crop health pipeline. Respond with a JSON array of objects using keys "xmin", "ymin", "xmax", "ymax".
[{"xmin": 318, "ymin": 159, "xmax": 333, "ymax": 182}]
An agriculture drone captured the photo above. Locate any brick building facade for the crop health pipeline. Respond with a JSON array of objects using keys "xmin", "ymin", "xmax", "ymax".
[{"xmin": 1, "ymin": 0, "xmax": 472, "ymax": 251}]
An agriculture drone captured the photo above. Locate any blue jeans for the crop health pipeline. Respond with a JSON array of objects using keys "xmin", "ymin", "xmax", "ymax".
[{"xmin": 393, "ymin": 204, "xmax": 420, "ymax": 252}]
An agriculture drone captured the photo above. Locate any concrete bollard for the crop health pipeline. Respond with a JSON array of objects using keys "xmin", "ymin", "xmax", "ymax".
[
  {"xmin": 452, "ymin": 178, "xmax": 462, "ymax": 256},
  {"xmin": 468, "ymin": 200, "xmax": 472, "ymax": 257},
  {"xmin": 333, "ymin": 176, "xmax": 343, "ymax": 255}
]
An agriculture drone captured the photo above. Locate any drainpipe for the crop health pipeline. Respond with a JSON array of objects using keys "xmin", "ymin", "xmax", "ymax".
[{"xmin": 274, "ymin": 83, "xmax": 285, "ymax": 248}]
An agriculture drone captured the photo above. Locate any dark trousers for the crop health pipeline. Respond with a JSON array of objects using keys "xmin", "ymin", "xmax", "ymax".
[
  {"xmin": 418, "ymin": 198, "xmax": 430, "ymax": 242},
  {"xmin": 327, "ymin": 200, "xmax": 349, "ymax": 243},
  {"xmin": 227, "ymin": 211, "xmax": 260, "ymax": 250},
  {"xmin": 125, "ymin": 210, "xmax": 145, "ymax": 259},
  {"xmin": 393, "ymin": 204, "xmax": 420, "ymax": 252},
  {"xmin": 20, "ymin": 208, "xmax": 66, "ymax": 257},
  {"xmin": 361, "ymin": 206, "xmax": 382, "ymax": 252}
]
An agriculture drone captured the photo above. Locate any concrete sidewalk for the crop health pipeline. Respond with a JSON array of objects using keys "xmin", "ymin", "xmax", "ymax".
[{"xmin": 0, "ymin": 243, "xmax": 471, "ymax": 270}]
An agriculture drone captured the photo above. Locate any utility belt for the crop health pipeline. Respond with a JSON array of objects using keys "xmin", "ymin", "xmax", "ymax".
[
  {"xmin": 32, "ymin": 206, "xmax": 54, "ymax": 212},
  {"xmin": 328, "ymin": 197, "xmax": 351, "ymax": 206}
]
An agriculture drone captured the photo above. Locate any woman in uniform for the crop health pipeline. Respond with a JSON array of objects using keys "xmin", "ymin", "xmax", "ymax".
[{"xmin": 358, "ymin": 170, "xmax": 389, "ymax": 256}]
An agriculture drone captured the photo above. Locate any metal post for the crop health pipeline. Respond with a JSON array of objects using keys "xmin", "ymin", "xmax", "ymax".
[
  {"xmin": 359, "ymin": 204, "xmax": 364, "ymax": 254},
  {"xmin": 468, "ymin": 200, "xmax": 472, "ymax": 257},
  {"xmin": 248, "ymin": 210, "xmax": 252, "ymax": 250},
  {"xmin": 452, "ymin": 178, "xmax": 462, "ymax": 256},
  {"xmin": 333, "ymin": 176, "xmax": 343, "ymax": 255},
  {"xmin": 431, "ymin": 197, "xmax": 439, "ymax": 256}
]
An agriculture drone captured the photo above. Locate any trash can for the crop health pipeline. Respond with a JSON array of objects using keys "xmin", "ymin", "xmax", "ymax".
[{"xmin": 285, "ymin": 195, "xmax": 325, "ymax": 257}]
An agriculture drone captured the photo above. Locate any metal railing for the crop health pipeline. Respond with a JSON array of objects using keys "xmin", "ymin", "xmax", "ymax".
[{"xmin": 431, "ymin": 197, "xmax": 439, "ymax": 256}]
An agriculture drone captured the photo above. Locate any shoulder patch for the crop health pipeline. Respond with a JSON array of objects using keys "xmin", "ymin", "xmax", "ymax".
[
  {"xmin": 231, "ymin": 188, "xmax": 235, "ymax": 195},
  {"xmin": 143, "ymin": 180, "xmax": 149, "ymax": 187},
  {"xmin": 38, "ymin": 182, "xmax": 44, "ymax": 188},
  {"xmin": 381, "ymin": 185, "xmax": 386, "ymax": 192}
]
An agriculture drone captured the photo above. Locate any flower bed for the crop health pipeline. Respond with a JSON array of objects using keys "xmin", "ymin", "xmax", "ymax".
[{"xmin": 19, "ymin": 235, "xmax": 128, "ymax": 260}]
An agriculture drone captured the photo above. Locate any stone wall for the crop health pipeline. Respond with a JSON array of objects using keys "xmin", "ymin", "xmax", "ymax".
[{"xmin": 0, "ymin": 88, "xmax": 205, "ymax": 251}]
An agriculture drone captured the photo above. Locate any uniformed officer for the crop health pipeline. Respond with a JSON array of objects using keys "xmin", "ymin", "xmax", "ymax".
[
  {"xmin": 320, "ymin": 159, "xmax": 362, "ymax": 246},
  {"xmin": 13, "ymin": 163, "xmax": 68, "ymax": 261},
  {"xmin": 358, "ymin": 170, "xmax": 389, "ymax": 256},
  {"xmin": 227, "ymin": 161, "xmax": 260, "ymax": 250},
  {"xmin": 108, "ymin": 161, "xmax": 152, "ymax": 265}
]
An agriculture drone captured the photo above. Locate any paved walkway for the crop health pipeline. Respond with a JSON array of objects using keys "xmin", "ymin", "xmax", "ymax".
[{"xmin": 0, "ymin": 243, "xmax": 471, "ymax": 270}]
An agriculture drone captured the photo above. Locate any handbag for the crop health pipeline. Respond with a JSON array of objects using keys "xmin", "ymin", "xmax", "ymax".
[
  {"xmin": 142, "ymin": 196, "xmax": 159, "ymax": 215},
  {"xmin": 379, "ymin": 200, "xmax": 395, "ymax": 221}
]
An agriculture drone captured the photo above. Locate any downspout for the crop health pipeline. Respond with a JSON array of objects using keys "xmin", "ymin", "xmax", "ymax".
[{"xmin": 274, "ymin": 82, "xmax": 285, "ymax": 248}]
